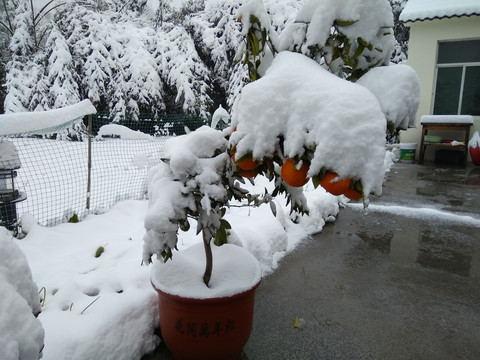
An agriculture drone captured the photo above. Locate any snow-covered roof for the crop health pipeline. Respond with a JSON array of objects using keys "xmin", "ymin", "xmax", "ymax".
[
  {"xmin": 0, "ymin": 100, "xmax": 96, "ymax": 136},
  {"xmin": 400, "ymin": 0, "xmax": 480, "ymax": 23}
]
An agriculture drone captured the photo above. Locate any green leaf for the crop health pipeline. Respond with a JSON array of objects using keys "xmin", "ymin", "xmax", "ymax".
[
  {"xmin": 357, "ymin": 37, "xmax": 369, "ymax": 47},
  {"xmin": 354, "ymin": 43, "xmax": 365, "ymax": 58},
  {"xmin": 235, "ymin": 151, "xmax": 255, "ymax": 164},
  {"xmin": 249, "ymin": 31, "xmax": 260, "ymax": 55},
  {"xmin": 179, "ymin": 219, "xmax": 190, "ymax": 232},
  {"xmin": 334, "ymin": 19, "xmax": 358, "ymax": 27},
  {"xmin": 214, "ymin": 227, "xmax": 227, "ymax": 246},
  {"xmin": 269, "ymin": 201, "xmax": 277, "ymax": 217},
  {"xmin": 95, "ymin": 246, "xmax": 104, "ymax": 258},
  {"xmin": 220, "ymin": 219, "xmax": 231, "ymax": 230},
  {"xmin": 312, "ymin": 175, "xmax": 321, "ymax": 189},
  {"xmin": 68, "ymin": 213, "xmax": 79, "ymax": 223}
]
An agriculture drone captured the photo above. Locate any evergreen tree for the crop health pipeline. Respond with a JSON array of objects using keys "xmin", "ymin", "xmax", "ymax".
[
  {"xmin": 4, "ymin": 1, "xmax": 36, "ymax": 113},
  {"xmin": 44, "ymin": 27, "xmax": 80, "ymax": 108},
  {"xmin": 389, "ymin": 0, "xmax": 409, "ymax": 60}
]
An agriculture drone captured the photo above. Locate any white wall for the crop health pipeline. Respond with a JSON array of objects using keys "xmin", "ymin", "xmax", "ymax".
[{"xmin": 401, "ymin": 16, "xmax": 480, "ymax": 162}]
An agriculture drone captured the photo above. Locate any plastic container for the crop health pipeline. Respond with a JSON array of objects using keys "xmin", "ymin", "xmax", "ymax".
[
  {"xmin": 399, "ymin": 143, "xmax": 417, "ymax": 163},
  {"xmin": 424, "ymin": 135, "xmax": 442, "ymax": 143}
]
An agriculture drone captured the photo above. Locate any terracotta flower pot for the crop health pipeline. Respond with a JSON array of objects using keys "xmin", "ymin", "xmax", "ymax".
[
  {"xmin": 470, "ymin": 146, "xmax": 480, "ymax": 166},
  {"xmin": 152, "ymin": 280, "xmax": 260, "ymax": 360},
  {"xmin": 150, "ymin": 243, "xmax": 262, "ymax": 360}
]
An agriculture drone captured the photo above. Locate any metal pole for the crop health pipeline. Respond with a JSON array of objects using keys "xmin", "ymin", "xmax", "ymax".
[{"xmin": 86, "ymin": 114, "xmax": 92, "ymax": 210}]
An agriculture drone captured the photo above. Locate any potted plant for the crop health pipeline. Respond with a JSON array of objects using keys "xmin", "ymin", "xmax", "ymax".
[
  {"xmin": 469, "ymin": 131, "xmax": 480, "ymax": 166},
  {"xmin": 142, "ymin": 1, "xmax": 408, "ymax": 359}
]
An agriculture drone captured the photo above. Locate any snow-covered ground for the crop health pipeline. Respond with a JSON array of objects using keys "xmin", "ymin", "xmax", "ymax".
[
  {"xmin": 0, "ymin": 1, "xmax": 421, "ymax": 357},
  {"xmin": 2, "ymin": 171, "xmax": 342, "ymax": 360}
]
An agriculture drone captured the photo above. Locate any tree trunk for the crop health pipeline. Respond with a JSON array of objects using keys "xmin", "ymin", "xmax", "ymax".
[{"xmin": 202, "ymin": 231, "xmax": 213, "ymax": 287}]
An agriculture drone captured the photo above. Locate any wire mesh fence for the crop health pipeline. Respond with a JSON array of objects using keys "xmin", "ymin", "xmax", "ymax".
[{"xmin": 1, "ymin": 112, "xmax": 209, "ymax": 227}]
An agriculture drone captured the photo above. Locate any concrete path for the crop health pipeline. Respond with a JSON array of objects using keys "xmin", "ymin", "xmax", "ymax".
[{"xmin": 144, "ymin": 162, "xmax": 480, "ymax": 359}]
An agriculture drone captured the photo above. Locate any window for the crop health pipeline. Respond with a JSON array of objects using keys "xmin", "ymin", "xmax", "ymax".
[{"xmin": 433, "ymin": 39, "xmax": 480, "ymax": 116}]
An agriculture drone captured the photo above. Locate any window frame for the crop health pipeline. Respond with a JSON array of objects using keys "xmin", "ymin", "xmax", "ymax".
[{"xmin": 432, "ymin": 39, "xmax": 480, "ymax": 116}]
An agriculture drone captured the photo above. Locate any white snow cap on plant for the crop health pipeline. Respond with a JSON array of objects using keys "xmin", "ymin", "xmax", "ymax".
[
  {"xmin": 469, "ymin": 131, "xmax": 480, "ymax": 149},
  {"xmin": 230, "ymin": 51, "xmax": 387, "ymax": 198},
  {"xmin": 237, "ymin": 0, "xmax": 279, "ymax": 45},
  {"xmin": 211, "ymin": 105, "xmax": 230, "ymax": 130},
  {"xmin": 356, "ymin": 64, "xmax": 421, "ymax": 130}
]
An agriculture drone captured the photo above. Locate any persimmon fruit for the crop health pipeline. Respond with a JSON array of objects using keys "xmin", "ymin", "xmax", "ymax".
[
  {"xmin": 240, "ymin": 169, "xmax": 256, "ymax": 178},
  {"xmin": 343, "ymin": 188, "xmax": 363, "ymax": 200},
  {"xmin": 233, "ymin": 150, "xmax": 259, "ymax": 171},
  {"xmin": 281, "ymin": 159, "xmax": 310, "ymax": 187},
  {"xmin": 320, "ymin": 172, "xmax": 351, "ymax": 196}
]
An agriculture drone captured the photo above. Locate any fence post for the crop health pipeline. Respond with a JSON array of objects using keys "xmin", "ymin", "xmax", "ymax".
[{"xmin": 86, "ymin": 114, "xmax": 92, "ymax": 210}]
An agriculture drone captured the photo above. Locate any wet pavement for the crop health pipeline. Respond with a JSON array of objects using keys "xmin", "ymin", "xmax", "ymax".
[{"xmin": 143, "ymin": 162, "xmax": 480, "ymax": 360}]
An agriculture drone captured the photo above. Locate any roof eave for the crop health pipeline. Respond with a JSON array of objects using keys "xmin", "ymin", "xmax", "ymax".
[{"xmin": 401, "ymin": 12, "xmax": 480, "ymax": 24}]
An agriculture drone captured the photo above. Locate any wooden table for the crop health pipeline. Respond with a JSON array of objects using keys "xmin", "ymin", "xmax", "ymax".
[{"xmin": 419, "ymin": 116, "xmax": 473, "ymax": 165}]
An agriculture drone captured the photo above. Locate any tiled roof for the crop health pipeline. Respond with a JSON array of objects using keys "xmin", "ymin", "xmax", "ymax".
[{"xmin": 400, "ymin": 0, "xmax": 480, "ymax": 23}]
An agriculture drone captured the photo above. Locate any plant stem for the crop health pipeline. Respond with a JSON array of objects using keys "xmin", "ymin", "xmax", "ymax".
[{"xmin": 202, "ymin": 230, "xmax": 213, "ymax": 287}]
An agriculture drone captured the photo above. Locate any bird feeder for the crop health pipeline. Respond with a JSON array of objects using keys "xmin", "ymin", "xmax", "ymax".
[{"xmin": 0, "ymin": 140, "xmax": 26, "ymax": 230}]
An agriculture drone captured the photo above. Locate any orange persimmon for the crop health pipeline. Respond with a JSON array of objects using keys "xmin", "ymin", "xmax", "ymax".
[
  {"xmin": 233, "ymin": 150, "xmax": 259, "ymax": 171},
  {"xmin": 343, "ymin": 188, "xmax": 363, "ymax": 200},
  {"xmin": 281, "ymin": 159, "xmax": 310, "ymax": 187},
  {"xmin": 320, "ymin": 172, "xmax": 351, "ymax": 196}
]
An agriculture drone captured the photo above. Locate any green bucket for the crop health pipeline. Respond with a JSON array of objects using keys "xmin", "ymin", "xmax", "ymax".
[{"xmin": 400, "ymin": 143, "xmax": 416, "ymax": 163}]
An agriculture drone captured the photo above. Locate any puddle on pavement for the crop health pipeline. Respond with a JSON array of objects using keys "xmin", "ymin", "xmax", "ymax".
[{"xmin": 356, "ymin": 216, "xmax": 480, "ymax": 278}]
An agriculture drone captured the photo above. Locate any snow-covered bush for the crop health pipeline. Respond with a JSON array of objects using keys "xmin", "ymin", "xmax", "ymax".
[
  {"xmin": 143, "ymin": 0, "xmax": 401, "ymax": 290},
  {"xmin": 0, "ymin": 227, "xmax": 44, "ymax": 360}
]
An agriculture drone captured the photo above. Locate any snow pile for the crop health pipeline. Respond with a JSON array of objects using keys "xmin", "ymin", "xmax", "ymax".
[
  {"xmin": 97, "ymin": 124, "xmax": 154, "ymax": 140},
  {"xmin": 0, "ymin": 227, "xmax": 44, "ymax": 360},
  {"xmin": 16, "ymin": 179, "xmax": 338, "ymax": 359},
  {"xmin": 16, "ymin": 201, "xmax": 161, "ymax": 360},
  {"xmin": 357, "ymin": 64, "xmax": 420, "ymax": 130},
  {"xmin": 0, "ymin": 100, "xmax": 96, "ymax": 136},
  {"xmin": 400, "ymin": 0, "xmax": 480, "ymax": 22},
  {"xmin": 231, "ymin": 51, "xmax": 387, "ymax": 197}
]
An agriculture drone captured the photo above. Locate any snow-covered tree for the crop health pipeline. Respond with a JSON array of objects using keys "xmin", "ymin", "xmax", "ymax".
[
  {"xmin": 43, "ymin": 27, "xmax": 80, "ymax": 108},
  {"xmin": 279, "ymin": 0, "xmax": 395, "ymax": 81},
  {"xmin": 389, "ymin": 0, "xmax": 409, "ymax": 62},
  {"xmin": 1, "ymin": 0, "xmax": 411, "ymax": 118},
  {"xmin": 109, "ymin": 25, "xmax": 165, "ymax": 119},
  {"xmin": 155, "ymin": 23, "xmax": 212, "ymax": 116},
  {"xmin": 4, "ymin": 2, "xmax": 36, "ymax": 113},
  {"xmin": 186, "ymin": 0, "xmax": 244, "ymax": 109}
]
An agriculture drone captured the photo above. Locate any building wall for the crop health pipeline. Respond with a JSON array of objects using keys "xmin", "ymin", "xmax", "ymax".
[{"xmin": 401, "ymin": 16, "xmax": 480, "ymax": 162}]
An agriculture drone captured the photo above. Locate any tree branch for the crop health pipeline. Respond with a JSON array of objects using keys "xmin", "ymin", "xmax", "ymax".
[{"xmin": 202, "ymin": 230, "xmax": 213, "ymax": 287}]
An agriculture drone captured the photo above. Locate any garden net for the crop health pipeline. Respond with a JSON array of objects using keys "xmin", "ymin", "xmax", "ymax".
[{"xmin": 0, "ymin": 109, "xmax": 208, "ymax": 227}]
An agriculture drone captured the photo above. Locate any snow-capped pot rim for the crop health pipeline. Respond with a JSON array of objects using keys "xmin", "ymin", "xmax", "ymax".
[{"xmin": 150, "ymin": 243, "xmax": 261, "ymax": 299}]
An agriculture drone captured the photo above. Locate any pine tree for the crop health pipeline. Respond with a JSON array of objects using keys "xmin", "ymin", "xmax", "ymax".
[
  {"xmin": 4, "ymin": 1, "xmax": 36, "ymax": 113},
  {"xmin": 44, "ymin": 27, "xmax": 80, "ymax": 108}
]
